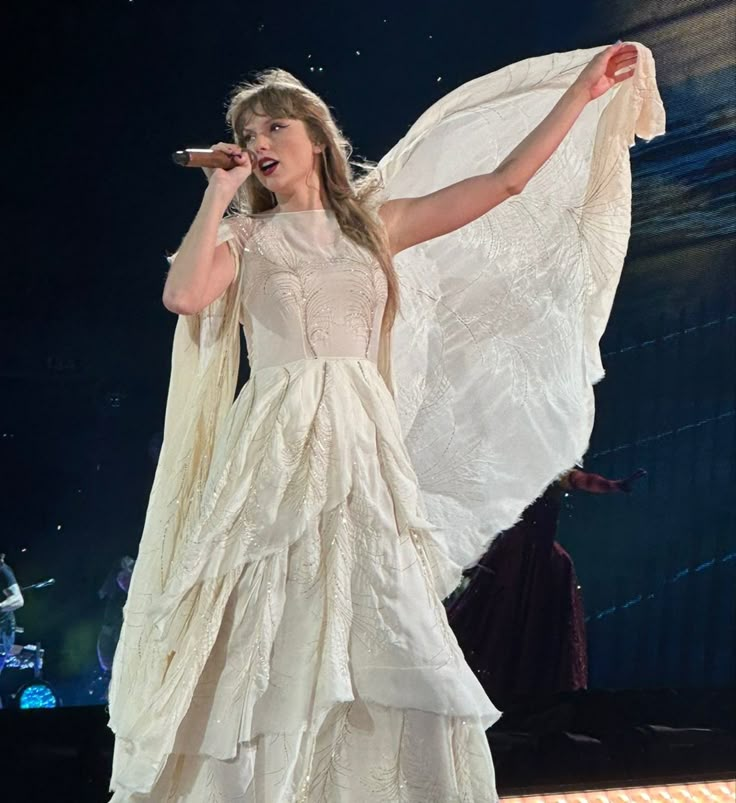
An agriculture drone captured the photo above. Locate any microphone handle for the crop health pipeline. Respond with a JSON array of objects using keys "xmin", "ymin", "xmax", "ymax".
[{"xmin": 172, "ymin": 148, "xmax": 253, "ymax": 171}]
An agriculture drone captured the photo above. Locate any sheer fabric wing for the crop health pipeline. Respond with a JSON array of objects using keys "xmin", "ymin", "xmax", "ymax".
[{"xmin": 375, "ymin": 43, "xmax": 665, "ymax": 598}]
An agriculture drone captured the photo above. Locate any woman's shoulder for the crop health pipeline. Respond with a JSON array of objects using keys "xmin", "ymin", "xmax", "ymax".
[{"xmin": 219, "ymin": 210, "xmax": 263, "ymax": 239}]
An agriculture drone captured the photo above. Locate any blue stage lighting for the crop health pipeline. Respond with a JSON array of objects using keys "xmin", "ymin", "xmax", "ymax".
[{"xmin": 17, "ymin": 682, "xmax": 58, "ymax": 709}]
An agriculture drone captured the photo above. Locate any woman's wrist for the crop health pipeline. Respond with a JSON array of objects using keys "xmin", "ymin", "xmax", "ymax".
[
  {"xmin": 565, "ymin": 79, "xmax": 593, "ymax": 106},
  {"xmin": 203, "ymin": 182, "xmax": 235, "ymax": 215}
]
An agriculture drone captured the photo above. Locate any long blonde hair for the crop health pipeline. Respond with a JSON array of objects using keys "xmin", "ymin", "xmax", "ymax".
[{"xmin": 224, "ymin": 69, "xmax": 400, "ymax": 361}]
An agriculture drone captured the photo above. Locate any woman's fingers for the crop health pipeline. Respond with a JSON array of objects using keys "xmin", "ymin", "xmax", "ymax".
[
  {"xmin": 210, "ymin": 142, "xmax": 244, "ymax": 157},
  {"xmin": 209, "ymin": 143, "xmax": 257, "ymax": 168},
  {"xmin": 610, "ymin": 51, "xmax": 638, "ymax": 78}
]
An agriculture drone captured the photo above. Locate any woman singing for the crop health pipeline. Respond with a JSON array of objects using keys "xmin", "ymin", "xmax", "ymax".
[{"xmin": 107, "ymin": 42, "xmax": 664, "ymax": 801}]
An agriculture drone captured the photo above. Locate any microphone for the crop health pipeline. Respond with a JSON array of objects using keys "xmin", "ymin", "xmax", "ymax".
[
  {"xmin": 171, "ymin": 148, "xmax": 255, "ymax": 171},
  {"xmin": 20, "ymin": 578, "xmax": 55, "ymax": 591}
]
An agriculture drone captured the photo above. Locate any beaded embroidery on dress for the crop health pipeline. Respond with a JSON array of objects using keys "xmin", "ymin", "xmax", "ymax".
[{"xmin": 107, "ymin": 42, "xmax": 665, "ymax": 802}]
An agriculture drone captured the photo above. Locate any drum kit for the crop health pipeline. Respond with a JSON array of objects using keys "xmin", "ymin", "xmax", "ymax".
[
  {"xmin": 4, "ymin": 635, "xmax": 44, "ymax": 674},
  {"xmin": 0, "ymin": 579, "xmax": 53, "ymax": 708}
]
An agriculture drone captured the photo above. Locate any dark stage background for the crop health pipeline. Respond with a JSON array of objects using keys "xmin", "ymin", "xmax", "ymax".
[{"xmin": 2, "ymin": 0, "xmax": 734, "ymax": 706}]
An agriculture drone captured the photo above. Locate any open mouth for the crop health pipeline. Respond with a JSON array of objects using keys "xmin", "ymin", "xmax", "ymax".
[{"xmin": 259, "ymin": 160, "xmax": 279, "ymax": 176}]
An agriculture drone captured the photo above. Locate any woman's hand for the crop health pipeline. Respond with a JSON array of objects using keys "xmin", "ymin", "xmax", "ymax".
[
  {"xmin": 574, "ymin": 42, "xmax": 639, "ymax": 102},
  {"xmin": 203, "ymin": 142, "xmax": 257, "ymax": 203},
  {"xmin": 617, "ymin": 467, "xmax": 648, "ymax": 493}
]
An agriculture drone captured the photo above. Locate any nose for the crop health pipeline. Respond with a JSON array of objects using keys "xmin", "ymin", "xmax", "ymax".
[{"xmin": 254, "ymin": 133, "xmax": 272, "ymax": 151}]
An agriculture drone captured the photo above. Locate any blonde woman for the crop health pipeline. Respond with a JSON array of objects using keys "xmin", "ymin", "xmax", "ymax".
[{"xmin": 107, "ymin": 42, "xmax": 664, "ymax": 801}]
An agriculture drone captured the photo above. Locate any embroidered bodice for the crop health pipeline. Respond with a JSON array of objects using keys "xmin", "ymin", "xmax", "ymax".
[{"xmin": 220, "ymin": 209, "xmax": 388, "ymax": 373}]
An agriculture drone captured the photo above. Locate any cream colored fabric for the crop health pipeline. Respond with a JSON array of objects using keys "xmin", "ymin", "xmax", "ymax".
[
  {"xmin": 107, "ymin": 42, "xmax": 665, "ymax": 801},
  {"xmin": 376, "ymin": 43, "xmax": 665, "ymax": 597},
  {"xmin": 109, "ymin": 211, "xmax": 500, "ymax": 801}
]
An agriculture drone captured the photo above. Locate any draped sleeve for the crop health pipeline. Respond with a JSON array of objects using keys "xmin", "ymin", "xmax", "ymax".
[
  {"xmin": 374, "ymin": 43, "xmax": 666, "ymax": 598},
  {"xmin": 107, "ymin": 212, "xmax": 251, "ymax": 763}
]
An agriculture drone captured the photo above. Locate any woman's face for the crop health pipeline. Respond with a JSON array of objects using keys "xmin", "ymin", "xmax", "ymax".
[{"xmin": 242, "ymin": 112, "xmax": 321, "ymax": 192}]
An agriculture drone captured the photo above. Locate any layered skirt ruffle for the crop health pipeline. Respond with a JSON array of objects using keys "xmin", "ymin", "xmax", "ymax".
[{"xmin": 108, "ymin": 357, "xmax": 500, "ymax": 801}]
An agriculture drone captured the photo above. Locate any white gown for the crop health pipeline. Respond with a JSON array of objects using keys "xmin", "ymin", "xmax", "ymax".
[{"xmin": 107, "ymin": 43, "xmax": 665, "ymax": 802}]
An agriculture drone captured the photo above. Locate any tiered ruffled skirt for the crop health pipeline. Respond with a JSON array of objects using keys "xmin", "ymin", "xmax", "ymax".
[{"xmin": 109, "ymin": 357, "xmax": 501, "ymax": 802}]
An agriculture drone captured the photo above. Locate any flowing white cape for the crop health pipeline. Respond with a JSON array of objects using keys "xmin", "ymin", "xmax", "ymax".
[{"xmin": 375, "ymin": 42, "xmax": 665, "ymax": 596}]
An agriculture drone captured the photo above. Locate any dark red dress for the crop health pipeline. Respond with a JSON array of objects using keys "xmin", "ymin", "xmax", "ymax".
[{"xmin": 445, "ymin": 482, "xmax": 587, "ymax": 707}]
